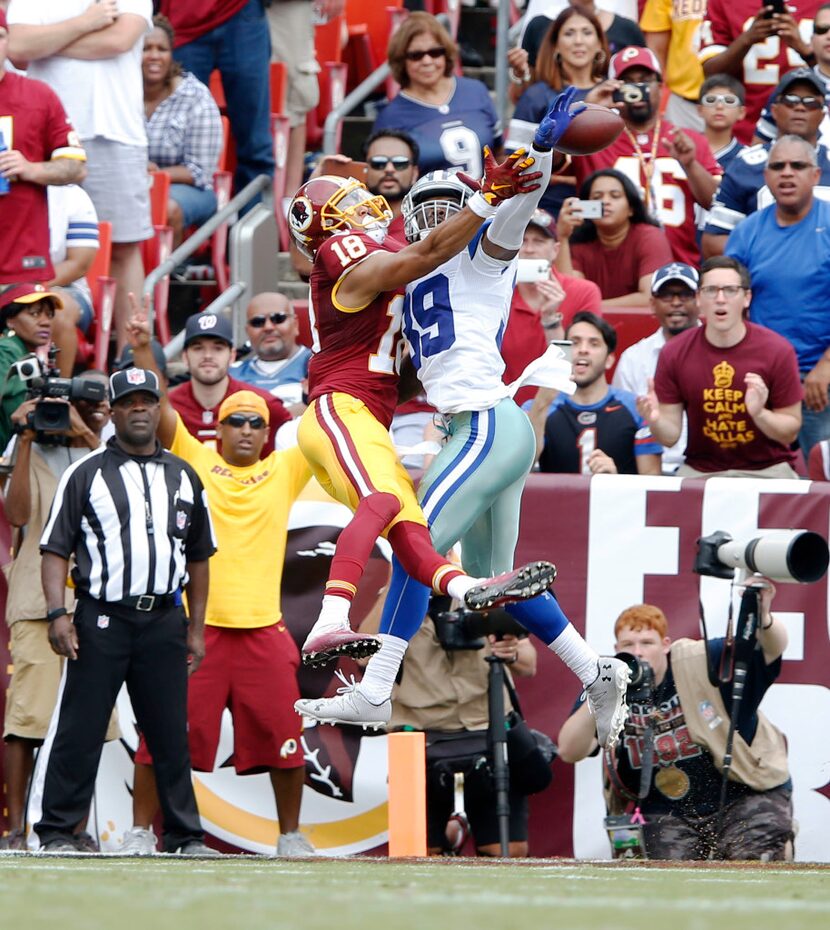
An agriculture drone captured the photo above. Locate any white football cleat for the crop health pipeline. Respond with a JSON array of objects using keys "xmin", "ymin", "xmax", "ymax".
[
  {"xmin": 586, "ymin": 657, "xmax": 631, "ymax": 749},
  {"xmin": 295, "ymin": 671, "xmax": 391, "ymax": 730}
]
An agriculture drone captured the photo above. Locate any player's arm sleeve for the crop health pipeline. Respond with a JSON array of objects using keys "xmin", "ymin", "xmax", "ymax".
[{"xmin": 485, "ymin": 147, "xmax": 553, "ymax": 251}]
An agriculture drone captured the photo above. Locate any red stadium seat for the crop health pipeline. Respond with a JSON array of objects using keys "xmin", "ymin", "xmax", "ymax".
[
  {"xmin": 79, "ymin": 220, "xmax": 117, "ymax": 371},
  {"xmin": 602, "ymin": 306, "xmax": 658, "ymax": 382},
  {"xmin": 306, "ymin": 61, "xmax": 348, "ymax": 152},
  {"xmin": 273, "ymin": 114, "xmax": 292, "ymax": 251},
  {"xmin": 343, "ymin": 2, "xmax": 406, "ymax": 94}
]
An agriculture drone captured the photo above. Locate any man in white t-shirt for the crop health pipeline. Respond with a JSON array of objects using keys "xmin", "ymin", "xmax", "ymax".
[
  {"xmin": 8, "ymin": 0, "xmax": 153, "ymax": 351},
  {"xmin": 612, "ymin": 262, "xmax": 700, "ymax": 472}
]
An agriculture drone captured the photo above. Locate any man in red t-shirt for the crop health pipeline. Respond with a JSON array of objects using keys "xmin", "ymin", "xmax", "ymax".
[
  {"xmin": 501, "ymin": 208, "xmax": 602, "ymax": 407},
  {"xmin": 699, "ymin": 0, "xmax": 822, "ymax": 144},
  {"xmin": 573, "ymin": 46, "xmax": 720, "ymax": 266},
  {"xmin": 0, "ymin": 9, "xmax": 86, "ymax": 285},
  {"xmin": 168, "ymin": 311, "xmax": 290, "ymax": 456},
  {"xmin": 638, "ymin": 256, "xmax": 803, "ymax": 476},
  {"xmin": 159, "ymin": 0, "xmax": 272, "ymax": 199}
]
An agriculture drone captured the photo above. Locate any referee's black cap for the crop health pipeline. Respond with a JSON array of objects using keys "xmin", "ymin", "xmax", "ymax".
[{"xmin": 109, "ymin": 368, "xmax": 162, "ymax": 404}]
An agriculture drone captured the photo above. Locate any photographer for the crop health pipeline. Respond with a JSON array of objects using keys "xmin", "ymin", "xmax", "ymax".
[
  {"xmin": 0, "ymin": 371, "xmax": 113, "ymax": 851},
  {"xmin": 377, "ymin": 597, "xmax": 539, "ymax": 857},
  {"xmin": 558, "ymin": 598, "xmax": 793, "ymax": 861},
  {"xmin": 0, "ymin": 284, "xmax": 64, "ymax": 452}
]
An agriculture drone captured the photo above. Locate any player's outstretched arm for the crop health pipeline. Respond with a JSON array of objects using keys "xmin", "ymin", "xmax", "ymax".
[
  {"xmin": 336, "ymin": 149, "xmax": 543, "ymax": 308},
  {"xmin": 125, "ymin": 292, "xmax": 177, "ymax": 449}
]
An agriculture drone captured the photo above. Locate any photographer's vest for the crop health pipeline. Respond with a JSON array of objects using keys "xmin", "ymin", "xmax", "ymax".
[
  {"xmin": 670, "ymin": 638, "xmax": 789, "ymax": 791},
  {"xmin": 3, "ymin": 447, "xmax": 75, "ymax": 624}
]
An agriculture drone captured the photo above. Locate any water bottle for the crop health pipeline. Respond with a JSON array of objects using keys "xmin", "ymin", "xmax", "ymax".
[{"xmin": 0, "ymin": 131, "xmax": 10, "ymax": 195}]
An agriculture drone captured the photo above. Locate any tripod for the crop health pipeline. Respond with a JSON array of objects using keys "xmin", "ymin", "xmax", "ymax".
[{"xmin": 485, "ymin": 654, "xmax": 512, "ymax": 858}]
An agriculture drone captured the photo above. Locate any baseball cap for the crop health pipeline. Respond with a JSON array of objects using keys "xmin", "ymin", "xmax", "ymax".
[
  {"xmin": 109, "ymin": 368, "xmax": 161, "ymax": 404},
  {"xmin": 774, "ymin": 67, "xmax": 826, "ymax": 100},
  {"xmin": 527, "ymin": 208, "xmax": 557, "ymax": 239},
  {"xmin": 218, "ymin": 390, "xmax": 270, "ymax": 425},
  {"xmin": 651, "ymin": 262, "xmax": 699, "ymax": 295},
  {"xmin": 113, "ymin": 339, "xmax": 168, "ymax": 377},
  {"xmin": 0, "ymin": 283, "xmax": 64, "ymax": 313},
  {"xmin": 183, "ymin": 311, "xmax": 234, "ymax": 348},
  {"xmin": 608, "ymin": 46, "xmax": 662, "ymax": 81}
]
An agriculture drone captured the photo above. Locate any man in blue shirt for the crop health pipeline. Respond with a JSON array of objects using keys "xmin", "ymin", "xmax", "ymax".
[
  {"xmin": 231, "ymin": 291, "xmax": 310, "ymax": 417},
  {"xmin": 726, "ymin": 134, "xmax": 830, "ymax": 457}
]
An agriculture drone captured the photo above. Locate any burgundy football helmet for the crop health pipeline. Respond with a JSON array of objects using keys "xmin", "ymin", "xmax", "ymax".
[{"xmin": 288, "ymin": 175, "xmax": 392, "ymax": 261}]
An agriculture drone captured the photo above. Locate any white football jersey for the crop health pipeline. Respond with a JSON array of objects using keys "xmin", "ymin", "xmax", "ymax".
[{"xmin": 402, "ymin": 227, "xmax": 516, "ymax": 414}]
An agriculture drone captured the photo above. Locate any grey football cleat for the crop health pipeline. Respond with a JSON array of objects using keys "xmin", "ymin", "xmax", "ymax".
[
  {"xmin": 463, "ymin": 560, "xmax": 557, "ymax": 611},
  {"xmin": 586, "ymin": 657, "xmax": 631, "ymax": 749},
  {"xmin": 276, "ymin": 831, "xmax": 319, "ymax": 858},
  {"xmin": 117, "ymin": 827, "xmax": 157, "ymax": 856},
  {"xmin": 295, "ymin": 672, "xmax": 391, "ymax": 731}
]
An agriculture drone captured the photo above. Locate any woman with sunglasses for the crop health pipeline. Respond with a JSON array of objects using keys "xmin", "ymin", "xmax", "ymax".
[
  {"xmin": 555, "ymin": 169, "xmax": 673, "ymax": 306},
  {"xmin": 506, "ymin": 6, "xmax": 613, "ymax": 216},
  {"xmin": 372, "ymin": 12, "xmax": 501, "ymax": 179}
]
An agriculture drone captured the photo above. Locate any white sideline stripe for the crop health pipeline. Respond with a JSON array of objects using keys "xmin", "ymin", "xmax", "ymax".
[{"xmin": 318, "ymin": 394, "xmax": 373, "ymax": 498}]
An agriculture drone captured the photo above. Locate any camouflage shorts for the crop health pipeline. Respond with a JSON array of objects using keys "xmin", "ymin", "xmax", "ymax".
[{"xmin": 643, "ymin": 786, "xmax": 794, "ymax": 861}]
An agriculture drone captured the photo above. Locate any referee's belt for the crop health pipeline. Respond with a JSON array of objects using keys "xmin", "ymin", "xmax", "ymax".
[{"xmin": 99, "ymin": 593, "xmax": 178, "ymax": 612}]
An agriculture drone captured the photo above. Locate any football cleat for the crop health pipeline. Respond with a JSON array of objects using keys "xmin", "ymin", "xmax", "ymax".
[
  {"xmin": 301, "ymin": 629, "xmax": 381, "ymax": 667},
  {"xmin": 295, "ymin": 672, "xmax": 391, "ymax": 730},
  {"xmin": 463, "ymin": 560, "xmax": 557, "ymax": 611},
  {"xmin": 586, "ymin": 657, "xmax": 631, "ymax": 749}
]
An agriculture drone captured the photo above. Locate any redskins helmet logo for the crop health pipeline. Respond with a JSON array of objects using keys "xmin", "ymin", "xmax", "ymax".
[{"xmin": 290, "ymin": 196, "xmax": 313, "ymax": 232}]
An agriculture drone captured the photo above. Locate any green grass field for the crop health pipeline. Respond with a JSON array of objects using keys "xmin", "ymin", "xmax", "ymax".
[{"xmin": 2, "ymin": 856, "xmax": 830, "ymax": 930}]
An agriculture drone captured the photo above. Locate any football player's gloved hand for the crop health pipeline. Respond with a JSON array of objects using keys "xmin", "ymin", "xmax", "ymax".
[
  {"xmin": 468, "ymin": 147, "xmax": 543, "ymax": 206},
  {"xmin": 534, "ymin": 86, "xmax": 586, "ymax": 150}
]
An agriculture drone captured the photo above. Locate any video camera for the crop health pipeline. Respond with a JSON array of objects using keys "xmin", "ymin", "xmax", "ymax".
[
  {"xmin": 615, "ymin": 653, "xmax": 656, "ymax": 705},
  {"xmin": 11, "ymin": 351, "xmax": 106, "ymax": 435},
  {"xmin": 694, "ymin": 530, "xmax": 829, "ymax": 584},
  {"xmin": 433, "ymin": 607, "xmax": 528, "ymax": 651},
  {"xmin": 612, "ymin": 83, "xmax": 651, "ymax": 106}
]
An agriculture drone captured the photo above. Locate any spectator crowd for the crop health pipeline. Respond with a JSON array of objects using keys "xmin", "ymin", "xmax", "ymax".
[{"xmin": 0, "ymin": 0, "xmax": 823, "ymax": 862}]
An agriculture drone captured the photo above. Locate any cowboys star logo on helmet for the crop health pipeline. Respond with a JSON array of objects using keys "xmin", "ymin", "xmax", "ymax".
[{"xmin": 288, "ymin": 175, "xmax": 392, "ymax": 261}]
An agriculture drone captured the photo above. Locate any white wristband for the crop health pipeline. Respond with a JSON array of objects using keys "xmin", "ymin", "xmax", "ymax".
[{"xmin": 467, "ymin": 191, "xmax": 498, "ymax": 218}]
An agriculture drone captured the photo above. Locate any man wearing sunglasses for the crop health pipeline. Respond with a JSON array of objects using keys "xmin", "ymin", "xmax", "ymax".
[
  {"xmin": 703, "ymin": 68, "xmax": 830, "ymax": 257},
  {"xmin": 123, "ymin": 305, "xmax": 318, "ymax": 857},
  {"xmin": 168, "ymin": 310, "xmax": 291, "ymax": 456},
  {"xmin": 754, "ymin": 6, "xmax": 830, "ymax": 144},
  {"xmin": 726, "ymin": 134, "xmax": 830, "ymax": 457},
  {"xmin": 231, "ymin": 292, "xmax": 310, "ymax": 416},
  {"xmin": 363, "ymin": 129, "xmax": 420, "ymax": 242}
]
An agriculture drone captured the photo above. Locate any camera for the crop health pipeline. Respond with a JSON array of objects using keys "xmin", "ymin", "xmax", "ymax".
[
  {"xmin": 434, "ymin": 607, "xmax": 527, "ymax": 651},
  {"xmin": 612, "ymin": 83, "xmax": 651, "ymax": 106},
  {"xmin": 15, "ymin": 353, "xmax": 106, "ymax": 434},
  {"xmin": 616, "ymin": 653, "xmax": 655, "ymax": 704},
  {"xmin": 694, "ymin": 530, "xmax": 829, "ymax": 584}
]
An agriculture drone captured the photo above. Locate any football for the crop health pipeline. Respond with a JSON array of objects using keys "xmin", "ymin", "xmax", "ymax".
[{"xmin": 555, "ymin": 103, "xmax": 624, "ymax": 156}]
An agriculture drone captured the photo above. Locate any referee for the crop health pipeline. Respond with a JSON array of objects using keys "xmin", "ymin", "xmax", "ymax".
[{"xmin": 35, "ymin": 368, "xmax": 217, "ymax": 855}]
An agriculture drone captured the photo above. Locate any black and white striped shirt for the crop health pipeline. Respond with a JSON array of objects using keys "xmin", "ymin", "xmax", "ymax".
[{"xmin": 40, "ymin": 438, "xmax": 216, "ymax": 602}]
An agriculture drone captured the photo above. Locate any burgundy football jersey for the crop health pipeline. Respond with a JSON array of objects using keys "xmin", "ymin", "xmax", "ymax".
[
  {"xmin": 699, "ymin": 0, "xmax": 823, "ymax": 144},
  {"xmin": 0, "ymin": 73, "xmax": 85, "ymax": 284},
  {"xmin": 307, "ymin": 231, "xmax": 405, "ymax": 428}
]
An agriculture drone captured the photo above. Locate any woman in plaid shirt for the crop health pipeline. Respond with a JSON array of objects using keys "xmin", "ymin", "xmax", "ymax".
[{"xmin": 143, "ymin": 15, "xmax": 222, "ymax": 246}]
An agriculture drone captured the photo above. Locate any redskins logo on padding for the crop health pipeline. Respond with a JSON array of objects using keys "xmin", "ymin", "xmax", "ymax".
[{"xmin": 290, "ymin": 196, "xmax": 313, "ymax": 232}]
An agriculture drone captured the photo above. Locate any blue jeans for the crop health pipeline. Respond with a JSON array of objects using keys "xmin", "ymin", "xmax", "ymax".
[
  {"xmin": 799, "ymin": 400, "xmax": 830, "ymax": 461},
  {"xmin": 170, "ymin": 183, "xmax": 218, "ymax": 228},
  {"xmin": 173, "ymin": 0, "xmax": 273, "ymax": 209}
]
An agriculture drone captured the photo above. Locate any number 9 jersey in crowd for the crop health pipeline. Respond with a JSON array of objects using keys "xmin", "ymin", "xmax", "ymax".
[
  {"xmin": 403, "ymin": 223, "xmax": 513, "ymax": 414},
  {"xmin": 306, "ymin": 230, "xmax": 405, "ymax": 430}
]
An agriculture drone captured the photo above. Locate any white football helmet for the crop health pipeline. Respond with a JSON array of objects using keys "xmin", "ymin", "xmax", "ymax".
[{"xmin": 402, "ymin": 169, "xmax": 475, "ymax": 243}]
